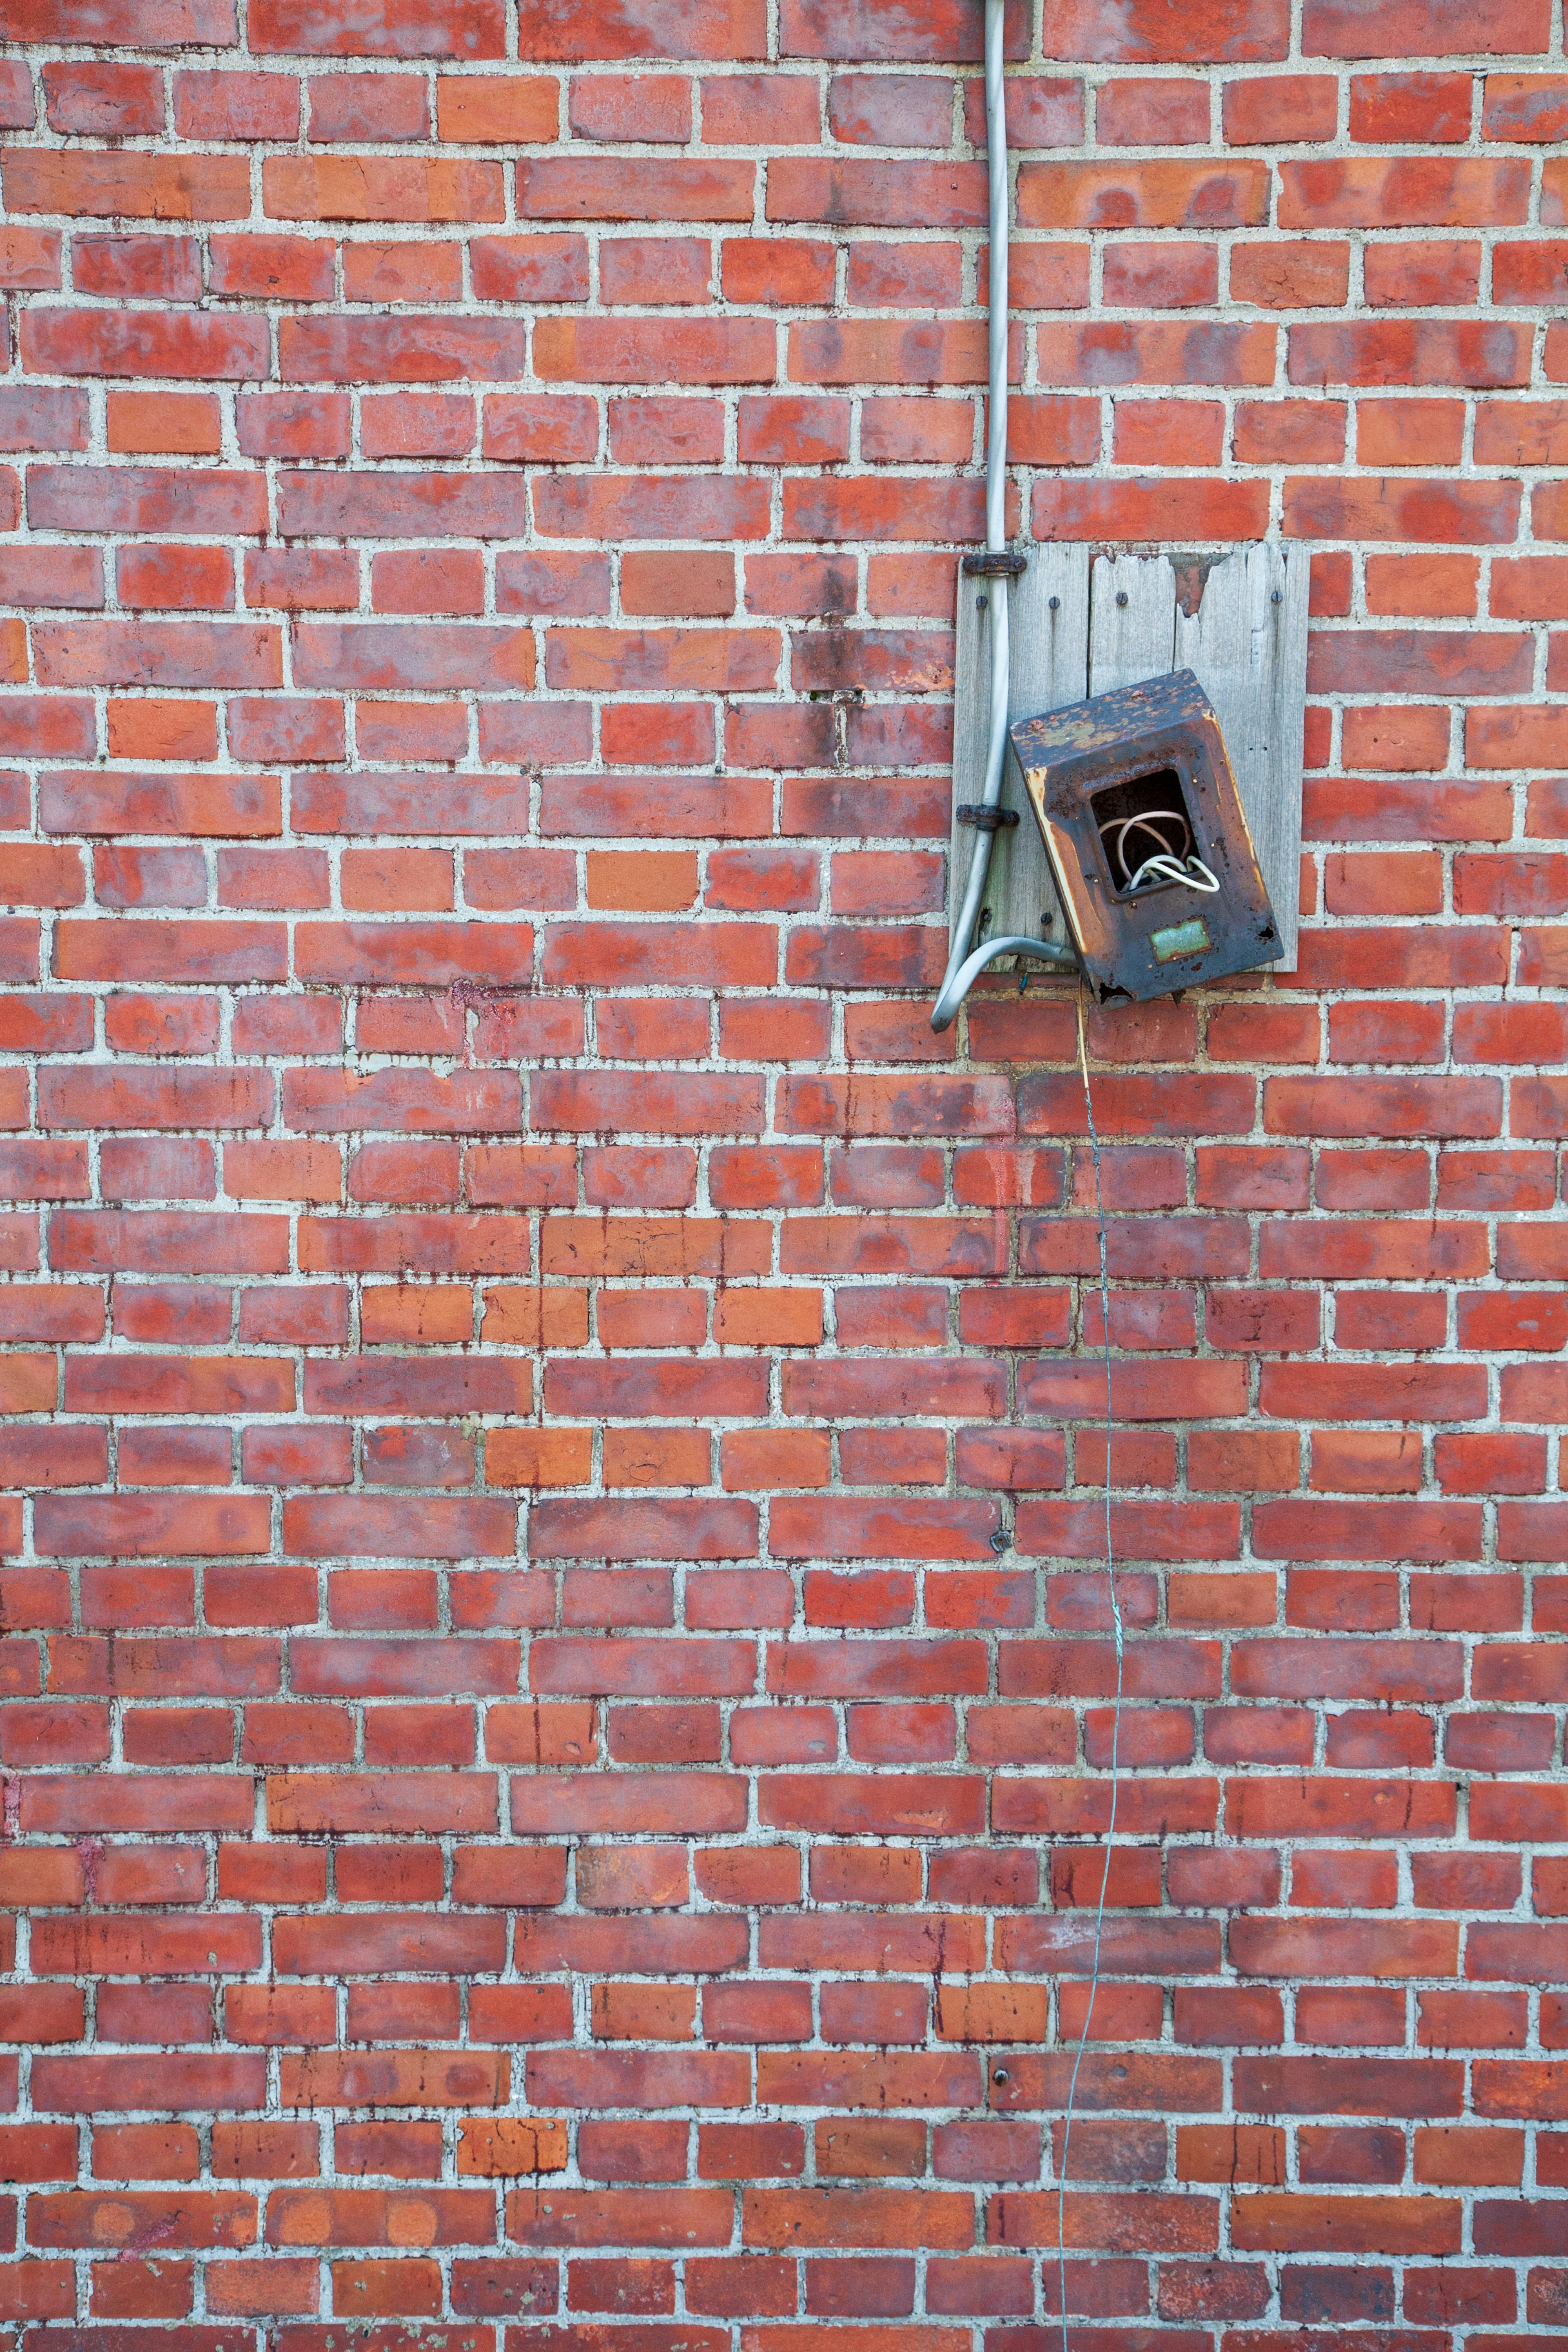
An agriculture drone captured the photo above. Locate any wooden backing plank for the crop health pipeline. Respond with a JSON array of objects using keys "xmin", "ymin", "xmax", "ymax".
[
  {"xmin": 1266, "ymin": 545, "xmax": 1308, "ymax": 973},
  {"xmin": 949, "ymin": 546, "xmax": 1089, "ymax": 955},
  {"xmin": 951, "ymin": 542, "xmax": 1305, "ymax": 977},
  {"xmin": 1088, "ymin": 552, "xmax": 1176, "ymax": 698},
  {"xmin": 949, "ymin": 562, "xmax": 993, "ymax": 947},
  {"xmin": 1175, "ymin": 543, "xmax": 1305, "ymax": 971}
]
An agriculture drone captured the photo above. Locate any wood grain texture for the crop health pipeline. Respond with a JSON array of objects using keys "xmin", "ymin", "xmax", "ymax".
[
  {"xmin": 1176, "ymin": 543, "xmax": 1307, "ymax": 971},
  {"xmin": 954, "ymin": 543, "xmax": 1306, "ymax": 970},
  {"xmin": 1089, "ymin": 549, "xmax": 1177, "ymax": 699},
  {"xmin": 949, "ymin": 546, "xmax": 1089, "ymax": 956}
]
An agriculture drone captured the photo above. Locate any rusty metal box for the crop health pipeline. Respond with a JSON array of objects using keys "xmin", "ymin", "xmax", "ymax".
[{"xmin": 1010, "ymin": 668, "xmax": 1282, "ymax": 1004}]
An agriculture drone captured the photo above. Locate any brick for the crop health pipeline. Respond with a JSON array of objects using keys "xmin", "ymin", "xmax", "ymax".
[
  {"xmin": 3, "ymin": 151, "xmax": 250, "ymax": 218},
  {"xmin": 31, "ymin": 2190, "xmax": 256, "ymax": 2249},
  {"xmin": 437, "ymin": 74, "xmax": 557, "ymax": 139},
  {"xmin": 281, "ymin": 316, "xmax": 522, "ymax": 379},
  {"xmin": 1303, "ymin": 0, "xmax": 1549, "ymax": 56},
  {"xmin": 24, "ymin": 309, "xmax": 268, "ymax": 381},
  {"xmin": 1285, "ymin": 475, "xmax": 1520, "ymax": 542},
  {"xmin": 1351, "ymin": 70, "xmax": 1473, "ymax": 142},
  {"xmin": 74, "ymin": 235, "xmax": 200, "ymax": 303},
  {"xmin": 0, "ymin": 2, "xmax": 1556, "ymax": 2314},
  {"xmin": 1019, "ymin": 160, "xmax": 1268, "ymax": 229},
  {"xmin": 1279, "ymin": 157, "xmax": 1528, "ymax": 227},
  {"xmin": 174, "ymin": 69, "xmax": 299, "ymax": 137},
  {"xmin": 1295, "ymin": 321, "xmax": 1519, "ymax": 385},
  {"xmin": 1032, "ymin": 474, "xmax": 1270, "ymax": 544},
  {"xmin": 252, "ymin": 0, "xmax": 504, "ymax": 53},
  {"xmin": 1231, "ymin": 2192, "xmax": 1461, "ymax": 2255},
  {"xmin": 210, "ymin": 235, "xmax": 335, "ymax": 301},
  {"xmin": 1225, "ymin": 75, "xmax": 1338, "ymax": 141}
]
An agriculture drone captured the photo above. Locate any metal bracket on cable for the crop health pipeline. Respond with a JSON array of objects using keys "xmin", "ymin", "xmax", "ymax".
[
  {"xmin": 961, "ymin": 548, "xmax": 1028, "ymax": 577},
  {"xmin": 956, "ymin": 804, "xmax": 1018, "ymax": 832}
]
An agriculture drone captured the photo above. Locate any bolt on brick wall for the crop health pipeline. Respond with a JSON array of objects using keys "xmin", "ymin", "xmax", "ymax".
[{"xmin": 0, "ymin": 0, "xmax": 1564, "ymax": 2337}]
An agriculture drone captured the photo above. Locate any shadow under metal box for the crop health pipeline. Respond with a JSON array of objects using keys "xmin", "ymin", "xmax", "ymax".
[{"xmin": 1010, "ymin": 668, "xmax": 1281, "ymax": 1004}]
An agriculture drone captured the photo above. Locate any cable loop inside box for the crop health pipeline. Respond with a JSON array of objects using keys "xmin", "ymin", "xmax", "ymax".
[{"xmin": 1089, "ymin": 768, "xmax": 1196, "ymax": 893}]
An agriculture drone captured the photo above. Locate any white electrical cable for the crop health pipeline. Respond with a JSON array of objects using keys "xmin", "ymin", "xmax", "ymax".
[
  {"xmin": 930, "ymin": 0, "xmax": 1071, "ymax": 1034},
  {"xmin": 1125, "ymin": 853, "xmax": 1221, "ymax": 897},
  {"xmin": 1056, "ymin": 988, "xmax": 1127, "ymax": 2352},
  {"xmin": 980, "ymin": 0, "xmax": 1008, "ymax": 567},
  {"xmin": 925, "ymin": 20, "xmax": 1126, "ymax": 2301}
]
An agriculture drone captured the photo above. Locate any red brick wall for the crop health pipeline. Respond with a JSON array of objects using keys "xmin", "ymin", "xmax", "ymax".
[{"xmin": 0, "ymin": 0, "xmax": 1564, "ymax": 2335}]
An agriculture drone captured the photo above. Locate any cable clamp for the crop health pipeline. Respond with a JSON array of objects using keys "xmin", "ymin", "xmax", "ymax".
[
  {"xmin": 962, "ymin": 548, "xmax": 1028, "ymax": 577},
  {"xmin": 956, "ymin": 804, "xmax": 1019, "ymax": 831}
]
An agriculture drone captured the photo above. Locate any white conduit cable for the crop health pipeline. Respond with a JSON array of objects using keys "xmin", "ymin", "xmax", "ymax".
[
  {"xmin": 931, "ymin": 0, "xmax": 1076, "ymax": 1034},
  {"xmin": 938, "ymin": 927, "xmax": 1080, "ymax": 1016}
]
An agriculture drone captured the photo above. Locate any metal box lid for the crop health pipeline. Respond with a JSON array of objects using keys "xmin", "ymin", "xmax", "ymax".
[{"xmin": 1010, "ymin": 668, "xmax": 1282, "ymax": 1004}]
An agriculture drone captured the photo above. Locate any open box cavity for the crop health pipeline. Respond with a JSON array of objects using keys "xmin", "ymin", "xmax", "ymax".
[
  {"xmin": 1010, "ymin": 668, "xmax": 1282, "ymax": 1004},
  {"xmin": 1089, "ymin": 766, "xmax": 1198, "ymax": 898}
]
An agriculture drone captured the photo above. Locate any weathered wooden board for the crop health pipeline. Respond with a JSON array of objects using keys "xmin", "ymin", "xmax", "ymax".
[
  {"xmin": 1088, "ymin": 550, "xmax": 1176, "ymax": 702},
  {"xmin": 949, "ymin": 545, "xmax": 1089, "ymax": 962},
  {"xmin": 1175, "ymin": 543, "xmax": 1307, "ymax": 971},
  {"xmin": 951, "ymin": 542, "xmax": 1308, "ymax": 971}
]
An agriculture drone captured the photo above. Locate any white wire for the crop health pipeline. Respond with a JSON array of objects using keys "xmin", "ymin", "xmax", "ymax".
[
  {"xmin": 1057, "ymin": 989, "xmax": 1126, "ymax": 2352},
  {"xmin": 1101, "ymin": 810, "xmax": 1189, "ymax": 881},
  {"xmin": 1125, "ymin": 853, "xmax": 1221, "ymax": 897}
]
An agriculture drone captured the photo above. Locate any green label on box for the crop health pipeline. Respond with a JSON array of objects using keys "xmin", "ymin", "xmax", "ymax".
[{"xmin": 1150, "ymin": 916, "xmax": 1211, "ymax": 962}]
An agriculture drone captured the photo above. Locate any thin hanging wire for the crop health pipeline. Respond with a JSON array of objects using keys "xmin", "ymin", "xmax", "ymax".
[{"xmin": 1056, "ymin": 988, "xmax": 1127, "ymax": 2352}]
